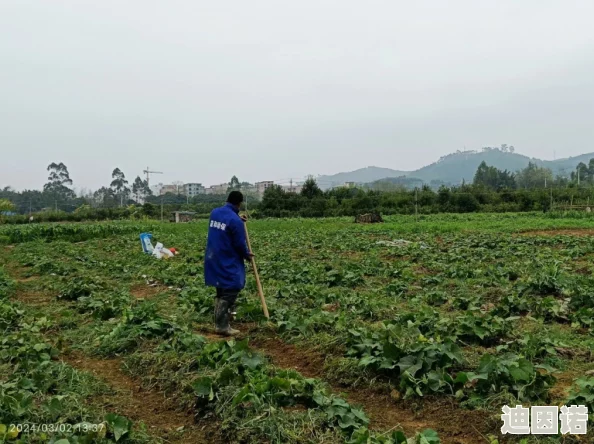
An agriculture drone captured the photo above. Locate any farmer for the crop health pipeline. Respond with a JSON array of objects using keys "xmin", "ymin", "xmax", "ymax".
[{"xmin": 204, "ymin": 191, "xmax": 253, "ymax": 336}]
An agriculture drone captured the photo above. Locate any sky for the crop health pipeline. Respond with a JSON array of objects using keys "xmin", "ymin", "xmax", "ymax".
[{"xmin": 2, "ymin": 0, "xmax": 594, "ymax": 191}]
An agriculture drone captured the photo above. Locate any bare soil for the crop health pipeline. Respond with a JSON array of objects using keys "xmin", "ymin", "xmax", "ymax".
[
  {"xmin": 129, "ymin": 283, "xmax": 166, "ymax": 299},
  {"xmin": 250, "ymin": 335, "xmax": 496, "ymax": 444},
  {"xmin": 63, "ymin": 353, "xmax": 216, "ymax": 443},
  {"xmin": 14, "ymin": 288, "xmax": 54, "ymax": 305}
]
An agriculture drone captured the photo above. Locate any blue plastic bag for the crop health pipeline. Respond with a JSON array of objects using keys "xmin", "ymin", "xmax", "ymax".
[{"xmin": 140, "ymin": 233, "xmax": 154, "ymax": 254}]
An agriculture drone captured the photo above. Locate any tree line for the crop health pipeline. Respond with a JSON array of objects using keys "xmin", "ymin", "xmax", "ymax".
[
  {"xmin": 2, "ymin": 160, "xmax": 594, "ymax": 223},
  {"xmin": 257, "ymin": 161, "xmax": 594, "ymax": 217},
  {"xmin": 0, "ymin": 164, "xmax": 250, "ymax": 217}
]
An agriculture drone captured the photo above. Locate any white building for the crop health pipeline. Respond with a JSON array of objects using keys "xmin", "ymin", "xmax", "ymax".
[
  {"xmin": 255, "ymin": 181, "xmax": 274, "ymax": 197},
  {"xmin": 184, "ymin": 183, "xmax": 205, "ymax": 197},
  {"xmin": 159, "ymin": 184, "xmax": 178, "ymax": 195},
  {"xmin": 205, "ymin": 183, "xmax": 228, "ymax": 195}
]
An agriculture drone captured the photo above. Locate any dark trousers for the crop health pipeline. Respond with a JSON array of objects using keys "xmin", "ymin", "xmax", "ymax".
[{"xmin": 216, "ymin": 288, "xmax": 240, "ymax": 305}]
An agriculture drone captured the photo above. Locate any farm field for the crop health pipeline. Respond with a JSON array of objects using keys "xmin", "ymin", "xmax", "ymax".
[{"xmin": 1, "ymin": 213, "xmax": 594, "ymax": 443}]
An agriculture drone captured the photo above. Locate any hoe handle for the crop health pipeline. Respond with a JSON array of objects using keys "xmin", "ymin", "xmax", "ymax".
[{"xmin": 244, "ymin": 222, "xmax": 269, "ymax": 319}]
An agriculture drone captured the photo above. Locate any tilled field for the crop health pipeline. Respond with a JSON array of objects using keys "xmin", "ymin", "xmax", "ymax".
[{"xmin": 1, "ymin": 214, "xmax": 593, "ymax": 443}]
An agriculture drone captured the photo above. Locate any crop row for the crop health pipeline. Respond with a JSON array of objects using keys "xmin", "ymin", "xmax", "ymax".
[
  {"xmin": 0, "ymin": 266, "xmax": 141, "ymax": 443},
  {"xmin": 1, "ymin": 252, "xmax": 439, "ymax": 443}
]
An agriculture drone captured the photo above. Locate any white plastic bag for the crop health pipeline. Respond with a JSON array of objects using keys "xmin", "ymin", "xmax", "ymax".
[
  {"xmin": 152, "ymin": 242, "xmax": 164, "ymax": 259},
  {"xmin": 152, "ymin": 243, "xmax": 174, "ymax": 259}
]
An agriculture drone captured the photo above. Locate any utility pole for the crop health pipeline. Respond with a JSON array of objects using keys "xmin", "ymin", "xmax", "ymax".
[{"xmin": 415, "ymin": 188, "xmax": 419, "ymax": 222}]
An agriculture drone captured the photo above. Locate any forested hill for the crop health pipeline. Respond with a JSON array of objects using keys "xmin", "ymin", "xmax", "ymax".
[{"xmin": 316, "ymin": 150, "xmax": 594, "ymax": 188}]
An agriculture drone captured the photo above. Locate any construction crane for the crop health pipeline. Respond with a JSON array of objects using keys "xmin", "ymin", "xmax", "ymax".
[{"xmin": 143, "ymin": 167, "xmax": 163, "ymax": 188}]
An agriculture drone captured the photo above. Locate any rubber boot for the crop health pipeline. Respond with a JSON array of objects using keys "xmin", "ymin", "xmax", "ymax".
[
  {"xmin": 229, "ymin": 302, "xmax": 237, "ymax": 321},
  {"xmin": 214, "ymin": 298, "xmax": 240, "ymax": 336}
]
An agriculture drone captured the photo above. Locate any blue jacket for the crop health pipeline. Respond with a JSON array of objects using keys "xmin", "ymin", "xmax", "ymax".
[{"xmin": 204, "ymin": 203, "xmax": 251, "ymax": 290}]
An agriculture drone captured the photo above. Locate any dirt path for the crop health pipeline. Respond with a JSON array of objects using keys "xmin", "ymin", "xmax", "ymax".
[
  {"xmin": 62, "ymin": 354, "xmax": 213, "ymax": 443},
  {"xmin": 249, "ymin": 334, "xmax": 496, "ymax": 444}
]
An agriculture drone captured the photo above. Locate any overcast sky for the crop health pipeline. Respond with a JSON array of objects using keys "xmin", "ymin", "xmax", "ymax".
[{"xmin": 2, "ymin": 0, "xmax": 594, "ymax": 191}]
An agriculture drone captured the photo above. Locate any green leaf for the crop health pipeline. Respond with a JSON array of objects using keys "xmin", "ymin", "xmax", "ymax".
[
  {"xmin": 398, "ymin": 355, "xmax": 423, "ymax": 376},
  {"xmin": 454, "ymin": 372, "xmax": 469, "ymax": 384},
  {"xmin": 19, "ymin": 378, "xmax": 35, "ymax": 390},
  {"xmin": 241, "ymin": 352, "xmax": 264, "ymax": 370},
  {"xmin": 466, "ymin": 372, "xmax": 489, "ymax": 382},
  {"xmin": 358, "ymin": 356, "xmax": 377, "ymax": 367},
  {"xmin": 392, "ymin": 430, "xmax": 408, "ymax": 443},
  {"xmin": 535, "ymin": 363, "xmax": 557, "ymax": 374},
  {"xmin": 350, "ymin": 407, "xmax": 369, "ymax": 424},
  {"xmin": 234, "ymin": 338, "xmax": 249, "ymax": 351},
  {"xmin": 192, "ymin": 377, "xmax": 213, "ymax": 397},
  {"xmin": 509, "ymin": 359, "xmax": 533, "ymax": 382},
  {"xmin": 383, "ymin": 342, "xmax": 401, "ymax": 361},
  {"xmin": 477, "ymin": 354, "xmax": 496, "ymax": 374},
  {"xmin": 338, "ymin": 413, "xmax": 358, "ymax": 430},
  {"xmin": 46, "ymin": 396, "xmax": 63, "ymax": 417},
  {"xmin": 331, "ymin": 397, "xmax": 351, "ymax": 408},
  {"xmin": 270, "ymin": 377, "xmax": 291, "ymax": 391},
  {"xmin": 418, "ymin": 428, "xmax": 441, "ymax": 443},
  {"xmin": 232, "ymin": 386, "xmax": 254, "ymax": 407},
  {"xmin": 313, "ymin": 391, "xmax": 330, "ymax": 407},
  {"xmin": 217, "ymin": 367, "xmax": 237, "ymax": 385},
  {"xmin": 105, "ymin": 413, "xmax": 132, "ymax": 442}
]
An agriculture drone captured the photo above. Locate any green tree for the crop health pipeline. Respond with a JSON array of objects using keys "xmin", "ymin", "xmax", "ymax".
[
  {"xmin": 417, "ymin": 185, "xmax": 436, "ymax": 207},
  {"xmin": 227, "ymin": 176, "xmax": 241, "ymax": 193},
  {"xmin": 453, "ymin": 192, "xmax": 479, "ymax": 213},
  {"xmin": 437, "ymin": 186, "xmax": 451, "ymax": 209},
  {"xmin": 132, "ymin": 176, "xmax": 146, "ymax": 202},
  {"xmin": 576, "ymin": 162, "xmax": 589, "ymax": 185},
  {"xmin": 516, "ymin": 162, "xmax": 553, "ymax": 189},
  {"xmin": 473, "ymin": 161, "xmax": 499, "ymax": 188},
  {"xmin": 44, "ymin": 162, "xmax": 75, "ymax": 201},
  {"xmin": 110, "ymin": 168, "xmax": 130, "ymax": 206},
  {"xmin": 93, "ymin": 186, "xmax": 116, "ymax": 207},
  {"xmin": 588, "ymin": 159, "xmax": 594, "ymax": 183},
  {"xmin": 142, "ymin": 179, "xmax": 152, "ymax": 198},
  {"xmin": 0, "ymin": 199, "xmax": 16, "ymax": 217},
  {"xmin": 261, "ymin": 185, "xmax": 287, "ymax": 216},
  {"xmin": 473, "ymin": 161, "xmax": 516, "ymax": 190},
  {"xmin": 300, "ymin": 176, "xmax": 323, "ymax": 199}
]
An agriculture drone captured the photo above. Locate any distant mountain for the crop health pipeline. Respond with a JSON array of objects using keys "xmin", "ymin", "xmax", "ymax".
[
  {"xmin": 316, "ymin": 166, "xmax": 407, "ymax": 187},
  {"xmin": 316, "ymin": 150, "xmax": 594, "ymax": 188}
]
